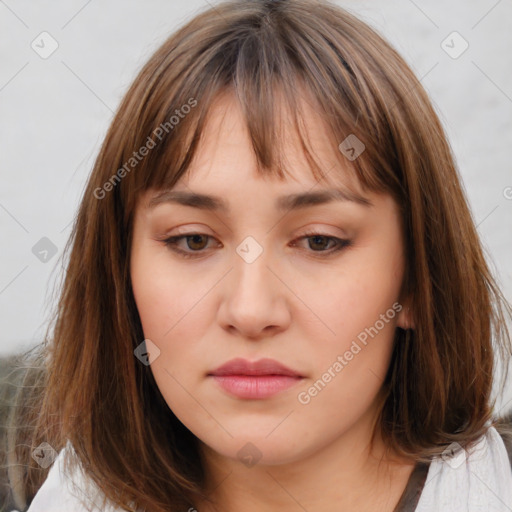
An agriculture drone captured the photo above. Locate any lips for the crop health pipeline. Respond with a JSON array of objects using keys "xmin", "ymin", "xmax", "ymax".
[
  {"xmin": 209, "ymin": 357, "xmax": 303, "ymax": 377},
  {"xmin": 208, "ymin": 358, "xmax": 304, "ymax": 399}
]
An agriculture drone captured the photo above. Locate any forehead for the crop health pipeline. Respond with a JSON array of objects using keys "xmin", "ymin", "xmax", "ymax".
[
  {"xmin": 134, "ymin": 87, "xmax": 401, "ymax": 226},
  {"xmin": 170, "ymin": 89, "xmax": 365, "ymax": 194},
  {"xmin": 195, "ymin": 90, "xmax": 340, "ymax": 158}
]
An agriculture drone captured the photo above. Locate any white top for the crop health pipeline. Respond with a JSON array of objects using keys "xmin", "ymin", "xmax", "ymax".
[
  {"xmin": 414, "ymin": 426, "xmax": 512, "ymax": 511},
  {"xmin": 26, "ymin": 427, "xmax": 512, "ymax": 512}
]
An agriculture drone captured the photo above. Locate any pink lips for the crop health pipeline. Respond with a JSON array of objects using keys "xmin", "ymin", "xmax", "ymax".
[{"xmin": 208, "ymin": 357, "xmax": 304, "ymax": 399}]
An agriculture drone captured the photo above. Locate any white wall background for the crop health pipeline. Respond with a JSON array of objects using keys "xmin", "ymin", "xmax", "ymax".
[{"xmin": 1, "ymin": 0, "xmax": 511, "ymax": 413}]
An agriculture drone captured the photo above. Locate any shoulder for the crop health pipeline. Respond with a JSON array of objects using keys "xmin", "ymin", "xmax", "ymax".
[
  {"xmin": 414, "ymin": 426, "xmax": 512, "ymax": 511},
  {"xmin": 26, "ymin": 442, "xmax": 123, "ymax": 512}
]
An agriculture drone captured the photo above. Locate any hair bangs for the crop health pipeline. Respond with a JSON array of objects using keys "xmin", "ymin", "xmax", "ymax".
[{"xmin": 110, "ymin": 1, "xmax": 402, "ymax": 218}]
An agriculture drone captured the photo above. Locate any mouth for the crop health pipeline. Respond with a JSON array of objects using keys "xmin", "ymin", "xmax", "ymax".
[{"xmin": 208, "ymin": 358, "xmax": 304, "ymax": 399}]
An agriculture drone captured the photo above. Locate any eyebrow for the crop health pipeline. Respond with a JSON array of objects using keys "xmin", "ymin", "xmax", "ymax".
[{"xmin": 146, "ymin": 188, "xmax": 373, "ymax": 212}]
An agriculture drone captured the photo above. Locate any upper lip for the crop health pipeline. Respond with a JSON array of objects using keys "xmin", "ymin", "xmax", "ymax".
[{"xmin": 209, "ymin": 358, "xmax": 303, "ymax": 377}]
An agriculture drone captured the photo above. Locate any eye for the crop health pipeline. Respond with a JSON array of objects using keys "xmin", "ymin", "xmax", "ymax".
[
  {"xmin": 162, "ymin": 233, "xmax": 219, "ymax": 259},
  {"xmin": 290, "ymin": 230, "xmax": 352, "ymax": 255},
  {"xmin": 161, "ymin": 231, "xmax": 351, "ymax": 259}
]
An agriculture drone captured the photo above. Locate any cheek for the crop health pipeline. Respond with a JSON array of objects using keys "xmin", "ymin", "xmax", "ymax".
[
  {"xmin": 131, "ymin": 246, "xmax": 200, "ymax": 340},
  {"xmin": 293, "ymin": 278, "xmax": 400, "ymax": 435},
  {"xmin": 132, "ymin": 274, "xmax": 181, "ymax": 340},
  {"xmin": 130, "ymin": 251, "xmax": 214, "ymax": 422},
  {"xmin": 299, "ymin": 247, "xmax": 402, "ymax": 341},
  {"xmin": 294, "ymin": 244, "xmax": 402, "ymax": 390},
  {"xmin": 130, "ymin": 246, "xmax": 220, "ymax": 385}
]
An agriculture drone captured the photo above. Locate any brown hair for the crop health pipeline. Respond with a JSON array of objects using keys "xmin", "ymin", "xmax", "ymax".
[{"xmin": 5, "ymin": 0, "xmax": 512, "ymax": 510}]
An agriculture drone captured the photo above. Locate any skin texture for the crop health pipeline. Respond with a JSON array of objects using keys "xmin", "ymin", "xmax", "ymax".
[{"xmin": 130, "ymin": 93, "xmax": 416, "ymax": 511}]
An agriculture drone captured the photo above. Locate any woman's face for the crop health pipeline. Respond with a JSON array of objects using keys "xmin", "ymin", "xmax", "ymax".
[{"xmin": 130, "ymin": 92, "xmax": 411, "ymax": 467}]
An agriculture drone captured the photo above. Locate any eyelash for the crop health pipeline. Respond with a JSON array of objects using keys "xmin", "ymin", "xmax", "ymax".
[{"xmin": 161, "ymin": 231, "xmax": 352, "ymax": 259}]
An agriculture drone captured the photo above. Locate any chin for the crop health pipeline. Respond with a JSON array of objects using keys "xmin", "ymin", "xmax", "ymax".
[{"xmin": 198, "ymin": 431, "xmax": 315, "ymax": 468}]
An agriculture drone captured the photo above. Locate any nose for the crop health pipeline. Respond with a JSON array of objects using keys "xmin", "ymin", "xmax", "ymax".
[{"xmin": 217, "ymin": 245, "xmax": 291, "ymax": 340}]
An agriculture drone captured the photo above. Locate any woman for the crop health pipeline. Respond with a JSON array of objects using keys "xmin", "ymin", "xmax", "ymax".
[{"xmin": 4, "ymin": 0, "xmax": 512, "ymax": 510}]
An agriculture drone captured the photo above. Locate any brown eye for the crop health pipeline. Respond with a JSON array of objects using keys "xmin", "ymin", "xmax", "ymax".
[
  {"xmin": 162, "ymin": 233, "xmax": 218, "ymax": 259},
  {"xmin": 307, "ymin": 235, "xmax": 333, "ymax": 251},
  {"xmin": 291, "ymin": 231, "xmax": 352, "ymax": 255},
  {"xmin": 184, "ymin": 234, "xmax": 209, "ymax": 250},
  {"xmin": 161, "ymin": 231, "xmax": 351, "ymax": 260}
]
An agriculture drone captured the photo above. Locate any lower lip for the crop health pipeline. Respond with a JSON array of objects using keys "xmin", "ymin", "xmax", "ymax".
[{"xmin": 211, "ymin": 375, "xmax": 302, "ymax": 399}]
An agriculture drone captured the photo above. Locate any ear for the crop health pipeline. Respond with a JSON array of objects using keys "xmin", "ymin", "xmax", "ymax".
[{"xmin": 396, "ymin": 299, "xmax": 415, "ymax": 330}]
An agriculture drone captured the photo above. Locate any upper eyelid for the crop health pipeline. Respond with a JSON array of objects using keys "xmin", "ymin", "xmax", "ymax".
[
  {"xmin": 164, "ymin": 230, "xmax": 346, "ymax": 243},
  {"xmin": 163, "ymin": 224, "xmax": 349, "ymax": 238}
]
